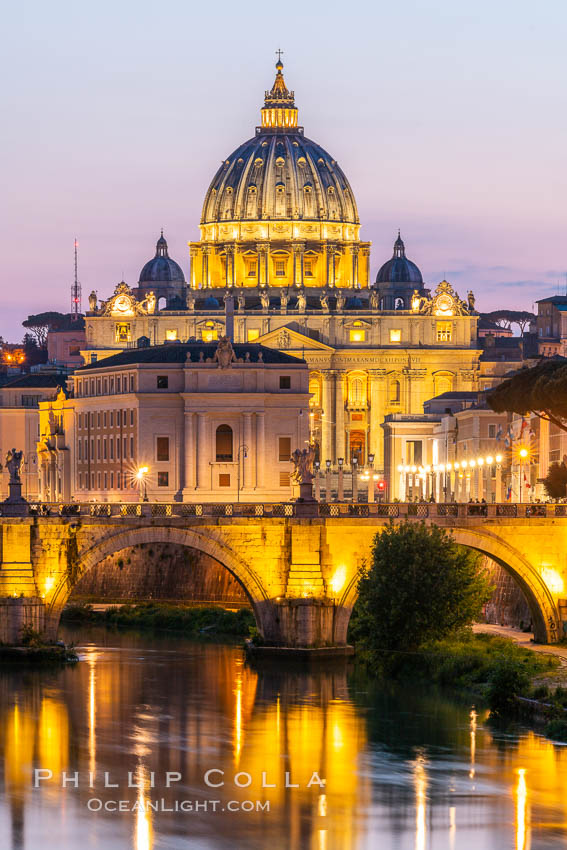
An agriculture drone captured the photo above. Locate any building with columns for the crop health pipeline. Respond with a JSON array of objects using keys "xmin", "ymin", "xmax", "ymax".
[
  {"xmin": 78, "ymin": 59, "xmax": 508, "ymax": 480},
  {"xmin": 38, "ymin": 340, "xmax": 309, "ymax": 503}
]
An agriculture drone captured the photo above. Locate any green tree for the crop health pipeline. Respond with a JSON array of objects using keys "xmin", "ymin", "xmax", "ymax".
[
  {"xmin": 487, "ymin": 357, "xmax": 567, "ymax": 433},
  {"xmin": 542, "ymin": 461, "xmax": 567, "ymax": 499},
  {"xmin": 22, "ymin": 311, "xmax": 66, "ymax": 348},
  {"xmin": 354, "ymin": 522, "xmax": 493, "ymax": 660}
]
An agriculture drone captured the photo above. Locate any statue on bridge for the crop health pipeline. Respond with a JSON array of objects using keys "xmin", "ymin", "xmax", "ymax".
[
  {"xmin": 290, "ymin": 444, "xmax": 316, "ymax": 485},
  {"xmin": 5, "ymin": 449, "xmax": 23, "ymax": 484}
]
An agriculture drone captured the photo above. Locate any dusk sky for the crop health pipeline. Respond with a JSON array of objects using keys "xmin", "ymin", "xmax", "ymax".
[{"xmin": 1, "ymin": 0, "xmax": 566, "ymax": 341}]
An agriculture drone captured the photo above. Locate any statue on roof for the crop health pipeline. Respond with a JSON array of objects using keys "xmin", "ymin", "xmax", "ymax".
[
  {"xmin": 5, "ymin": 449, "xmax": 23, "ymax": 484},
  {"xmin": 213, "ymin": 337, "xmax": 236, "ymax": 369}
]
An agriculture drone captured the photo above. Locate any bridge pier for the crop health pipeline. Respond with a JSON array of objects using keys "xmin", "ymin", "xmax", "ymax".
[{"xmin": 255, "ymin": 597, "xmax": 352, "ymax": 649}]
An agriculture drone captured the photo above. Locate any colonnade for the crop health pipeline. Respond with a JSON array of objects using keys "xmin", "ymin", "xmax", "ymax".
[{"xmin": 397, "ymin": 459, "xmax": 505, "ymax": 503}]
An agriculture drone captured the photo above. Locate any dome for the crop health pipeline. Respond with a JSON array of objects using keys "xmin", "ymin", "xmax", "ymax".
[
  {"xmin": 376, "ymin": 233, "xmax": 423, "ymax": 285},
  {"xmin": 201, "ymin": 62, "xmax": 359, "ymax": 226},
  {"xmin": 203, "ymin": 296, "xmax": 220, "ymax": 309},
  {"xmin": 139, "ymin": 232, "xmax": 185, "ymax": 284}
]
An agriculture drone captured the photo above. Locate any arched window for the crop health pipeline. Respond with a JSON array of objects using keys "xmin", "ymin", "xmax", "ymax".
[
  {"xmin": 394, "ymin": 297, "xmax": 405, "ymax": 310},
  {"xmin": 434, "ymin": 374, "xmax": 453, "ymax": 397},
  {"xmin": 309, "ymin": 375, "xmax": 321, "ymax": 407},
  {"xmin": 215, "ymin": 425, "xmax": 233, "ymax": 461},
  {"xmin": 390, "ymin": 379, "xmax": 401, "ymax": 403},
  {"xmin": 350, "ymin": 378, "xmax": 364, "ymax": 405}
]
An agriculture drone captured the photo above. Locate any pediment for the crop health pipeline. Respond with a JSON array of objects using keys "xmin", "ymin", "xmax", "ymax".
[{"xmin": 256, "ymin": 325, "xmax": 335, "ymax": 353}]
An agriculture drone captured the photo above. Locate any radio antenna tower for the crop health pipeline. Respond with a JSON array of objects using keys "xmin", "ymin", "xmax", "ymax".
[{"xmin": 71, "ymin": 238, "xmax": 82, "ymax": 320}]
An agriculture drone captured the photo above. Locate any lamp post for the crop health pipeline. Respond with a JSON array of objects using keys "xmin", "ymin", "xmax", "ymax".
[
  {"xmin": 236, "ymin": 444, "xmax": 249, "ymax": 503},
  {"xmin": 338, "ymin": 457, "xmax": 344, "ymax": 501},
  {"xmin": 325, "ymin": 459, "xmax": 331, "ymax": 502},
  {"xmin": 519, "ymin": 447, "xmax": 529, "ymax": 503},
  {"xmin": 314, "ymin": 460, "xmax": 321, "ymax": 501},
  {"xmin": 136, "ymin": 466, "xmax": 149, "ymax": 502},
  {"xmin": 352, "ymin": 456, "xmax": 358, "ymax": 503},
  {"xmin": 495, "ymin": 454, "xmax": 503, "ymax": 503}
]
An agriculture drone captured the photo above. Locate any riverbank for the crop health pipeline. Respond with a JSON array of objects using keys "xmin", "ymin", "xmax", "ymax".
[
  {"xmin": 61, "ymin": 602, "xmax": 255, "ymax": 637},
  {"xmin": 0, "ymin": 644, "xmax": 78, "ymax": 665}
]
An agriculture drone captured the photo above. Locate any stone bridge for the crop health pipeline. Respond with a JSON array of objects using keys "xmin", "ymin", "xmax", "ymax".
[{"xmin": 1, "ymin": 501, "xmax": 566, "ymax": 648}]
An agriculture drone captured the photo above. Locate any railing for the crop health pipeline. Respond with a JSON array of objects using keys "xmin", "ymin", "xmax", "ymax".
[{"xmin": 12, "ymin": 501, "xmax": 567, "ymax": 520}]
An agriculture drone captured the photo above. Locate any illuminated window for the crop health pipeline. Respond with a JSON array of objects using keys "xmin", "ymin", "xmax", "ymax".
[
  {"xmin": 115, "ymin": 323, "xmax": 131, "ymax": 342},
  {"xmin": 201, "ymin": 322, "xmax": 218, "ymax": 342},
  {"xmin": 246, "ymin": 261, "xmax": 257, "ymax": 277},
  {"xmin": 349, "ymin": 329, "xmax": 366, "ymax": 342},
  {"xmin": 216, "ymin": 425, "xmax": 233, "ymax": 461},
  {"xmin": 349, "ymin": 377, "xmax": 365, "ymax": 406},
  {"xmin": 275, "ymin": 261, "xmax": 286, "ymax": 277},
  {"xmin": 436, "ymin": 321, "xmax": 452, "ymax": 342},
  {"xmin": 304, "ymin": 260, "xmax": 313, "ymax": 276},
  {"xmin": 309, "ymin": 377, "xmax": 321, "ymax": 407},
  {"xmin": 247, "ymin": 329, "xmax": 260, "ymax": 342},
  {"xmin": 390, "ymin": 329, "xmax": 401, "ymax": 343},
  {"xmin": 165, "ymin": 329, "xmax": 178, "ymax": 341}
]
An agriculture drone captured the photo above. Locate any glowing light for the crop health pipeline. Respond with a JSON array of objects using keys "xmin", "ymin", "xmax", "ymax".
[
  {"xmin": 411, "ymin": 465, "xmax": 417, "ymax": 473},
  {"xmin": 446, "ymin": 463, "xmax": 452, "ymax": 471},
  {"xmin": 135, "ymin": 763, "xmax": 153, "ymax": 850},
  {"xmin": 454, "ymin": 462, "xmax": 460, "ymax": 470},
  {"xmin": 44, "ymin": 576, "xmax": 55, "ymax": 596},
  {"xmin": 330, "ymin": 565, "xmax": 347, "ymax": 594},
  {"xmin": 461, "ymin": 460, "xmax": 468, "ymax": 468},
  {"xmin": 88, "ymin": 649, "xmax": 97, "ymax": 775},
  {"xmin": 477, "ymin": 457, "xmax": 484, "ymax": 466},
  {"xmin": 486, "ymin": 455, "xmax": 494, "ymax": 464},
  {"xmin": 165, "ymin": 329, "xmax": 178, "ymax": 341},
  {"xmin": 414, "ymin": 754, "xmax": 427, "ymax": 850},
  {"xmin": 469, "ymin": 459, "xmax": 476, "ymax": 468},
  {"xmin": 495, "ymin": 454, "xmax": 503, "ymax": 463},
  {"xmin": 469, "ymin": 708, "xmax": 477, "ymax": 779},
  {"xmin": 136, "ymin": 466, "xmax": 149, "ymax": 480},
  {"xmin": 519, "ymin": 447, "xmax": 529, "ymax": 459},
  {"xmin": 398, "ymin": 465, "xmax": 404, "ymax": 472},
  {"xmin": 318, "ymin": 794, "xmax": 327, "ymax": 816},
  {"xmin": 541, "ymin": 568, "xmax": 564, "ymax": 594},
  {"xmin": 516, "ymin": 768, "xmax": 528, "ymax": 850}
]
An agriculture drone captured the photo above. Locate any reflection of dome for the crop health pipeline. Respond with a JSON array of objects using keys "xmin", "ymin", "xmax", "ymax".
[
  {"xmin": 139, "ymin": 232, "xmax": 185, "ymax": 284},
  {"xmin": 201, "ymin": 61, "xmax": 359, "ymax": 226},
  {"xmin": 376, "ymin": 233, "xmax": 423, "ymax": 285}
]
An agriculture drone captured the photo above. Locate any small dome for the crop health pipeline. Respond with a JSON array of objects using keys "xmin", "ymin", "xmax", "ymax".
[
  {"xmin": 203, "ymin": 296, "xmax": 220, "ymax": 309},
  {"xmin": 376, "ymin": 233, "xmax": 423, "ymax": 285},
  {"xmin": 346, "ymin": 296, "xmax": 363, "ymax": 309},
  {"xmin": 139, "ymin": 232, "xmax": 185, "ymax": 284}
]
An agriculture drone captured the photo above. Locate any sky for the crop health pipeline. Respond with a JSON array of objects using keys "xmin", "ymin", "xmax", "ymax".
[{"xmin": 1, "ymin": 0, "xmax": 566, "ymax": 341}]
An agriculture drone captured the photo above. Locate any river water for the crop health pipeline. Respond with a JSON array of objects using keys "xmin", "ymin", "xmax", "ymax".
[{"xmin": 1, "ymin": 626, "xmax": 566, "ymax": 850}]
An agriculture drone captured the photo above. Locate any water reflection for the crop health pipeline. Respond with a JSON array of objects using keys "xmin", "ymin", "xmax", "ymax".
[{"xmin": 0, "ymin": 628, "xmax": 565, "ymax": 849}]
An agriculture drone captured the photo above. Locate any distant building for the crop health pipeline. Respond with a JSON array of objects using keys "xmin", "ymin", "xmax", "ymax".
[
  {"xmin": 536, "ymin": 296, "xmax": 567, "ymax": 357},
  {"xmin": 38, "ymin": 340, "xmax": 309, "ymax": 503},
  {"xmin": 47, "ymin": 315, "xmax": 85, "ymax": 369}
]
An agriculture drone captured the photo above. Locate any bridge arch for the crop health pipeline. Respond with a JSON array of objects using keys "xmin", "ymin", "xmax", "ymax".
[
  {"xmin": 46, "ymin": 525, "xmax": 270, "ymax": 639},
  {"xmin": 339, "ymin": 525, "xmax": 560, "ymax": 644}
]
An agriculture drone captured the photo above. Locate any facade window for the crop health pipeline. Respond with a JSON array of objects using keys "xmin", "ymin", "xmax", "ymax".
[
  {"xmin": 406, "ymin": 440, "xmax": 423, "ymax": 465},
  {"xmin": 436, "ymin": 321, "xmax": 452, "ymax": 342},
  {"xmin": 103, "ymin": 412, "xmax": 107, "ymax": 427},
  {"xmin": 488, "ymin": 424, "xmax": 496, "ymax": 438},
  {"xmin": 247, "ymin": 329, "xmax": 260, "ymax": 342},
  {"xmin": 78, "ymin": 440, "xmax": 82, "ymax": 460},
  {"xmin": 278, "ymin": 436, "xmax": 291, "ymax": 462},
  {"xmin": 117, "ymin": 471, "xmax": 121, "ymax": 489},
  {"xmin": 246, "ymin": 260, "xmax": 257, "ymax": 278},
  {"xmin": 157, "ymin": 471, "xmax": 169, "ymax": 487},
  {"xmin": 116, "ymin": 377, "xmax": 121, "ymax": 393},
  {"xmin": 389, "ymin": 329, "xmax": 402, "ymax": 343},
  {"xmin": 78, "ymin": 473, "xmax": 82, "ymax": 489},
  {"xmin": 130, "ymin": 409, "xmax": 134, "ymax": 425},
  {"xmin": 97, "ymin": 438, "xmax": 101, "ymax": 460},
  {"xmin": 349, "ymin": 329, "xmax": 366, "ymax": 342},
  {"xmin": 130, "ymin": 436, "xmax": 134, "ymax": 458},
  {"xmin": 279, "ymin": 472, "xmax": 290, "ymax": 486},
  {"xmin": 219, "ymin": 474, "xmax": 231, "ymax": 487},
  {"xmin": 165, "ymin": 329, "xmax": 178, "ymax": 341},
  {"xmin": 275, "ymin": 260, "xmax": 286, "ymax": 277},
  {"xmin": 123, "ymin": 409, "xmax": 127, "ymax": 425},
  {"xmin": 110, "ymin": 378, "xmax": 114, "ymax": 393},
  {"xmin": 103, "ymin": 439, "xmax": 107, "ymax": 460},
  {"xmin": 390, "ymin": 379, "xmax": 401, "ymax": 403},
  {"xmin": 434, "ymin": 374, "xmax": 453, "ymax": 396},
  {"xmin": 103, "ymin": 378, "xmax": 108, "ymax": 394},
  {"xmin": 304, "ymin": 260, "xmax": 313, "ymax": 277},
  {"xmin": 97, "ymin": 412, "xmax": 101, "ymax": 427},
  {"xmin": 104, "ymin": 472, "xmax": 108, "ymax": 489},
  {"xmin": 96, "ymin": 378, "xmax": 101, "ymax": 394},
  {"xmin": 309, "ymin": 376, "xmax": 321, "ymax": 407},
  {"xmin": 110, "ymin": 471, "xmax": 114, "ymax": 488},
  {"xmin": 115, "ymin": 323, "xmax": 131, "ymax": 342},
  {"xmin": 201, "ymin": 323, "xmax": 218, "ymax": 342},
  {"xmin": 280, "ymin": 375, "xmax": 291, "ymax": 389},
  {"xmin": 130, "ymin": 375, "xmax": 134, "ymax": 392},
  {"xmin": 97, "ymin": 472, "xmax": 101, "ymax": 489},
  {"xmin": 110, "ymin": 439, "xmax": 114, "ymax": 460},
  {"xmin": 156, "ymin": 437, "xmax": 170, "ymax": 462},
  {"xmin": 216, "ymin": 425, "xmax": 233, "ymax": 461},
  {"xmin": 349, "ymin": 377, "xmax": 365, "ymax": 406},
  {"xmin": 110, "ymin": 411, "xmax": 114, "ymax": 426},
  {"xmin": 157, "ymin": 376, "xmax": 168, "ymax": 389}
]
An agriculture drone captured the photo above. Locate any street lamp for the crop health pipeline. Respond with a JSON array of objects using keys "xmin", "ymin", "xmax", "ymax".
[
  {"xmin": 337, "ymin": 457, "xmax": 344, "ymax": 502},
  {"xmin": 136, "ymin": 466, "xmax": 149, "ymax": 502},
  {"xmin": 236, "ymin": 444, "xmax": 249, "ymax": 503},
  {"xmin": 518, "ymin": 447, "xmax": 529, "ymax": 503}
]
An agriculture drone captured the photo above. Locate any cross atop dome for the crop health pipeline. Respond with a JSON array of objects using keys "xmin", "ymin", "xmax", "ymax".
[{"xmin": 261, "ymin": 53, "xmax": 298, "ymax": 129}]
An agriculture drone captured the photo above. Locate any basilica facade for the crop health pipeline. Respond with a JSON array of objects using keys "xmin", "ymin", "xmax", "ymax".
[{"xmin": 82, "ymin": 59, "xmax": 485, "ymax": 477}]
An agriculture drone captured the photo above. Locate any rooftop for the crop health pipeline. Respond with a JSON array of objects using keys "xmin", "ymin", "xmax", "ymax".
[
  {"xmin": 78, "ymin": 342, "xmax": 305, "ymax": 371},
  {"xmin": 1, "ymin": 374, "xmax": 66, "ymax": 389}
]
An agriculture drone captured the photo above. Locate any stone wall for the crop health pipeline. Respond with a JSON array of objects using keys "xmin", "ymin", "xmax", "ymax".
[
  {"xmin": 70, "ymin": 542, "xmax": 250, "ymax": 606},
  {"xmin": 483, "ymin": 559, "xmax": 532, "ymax": 629}
]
